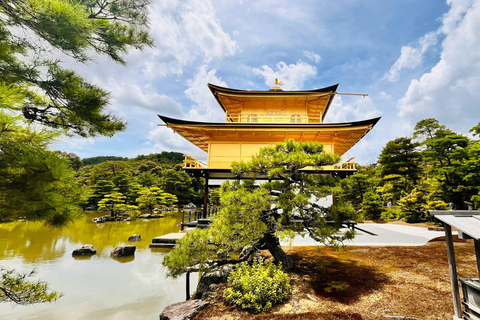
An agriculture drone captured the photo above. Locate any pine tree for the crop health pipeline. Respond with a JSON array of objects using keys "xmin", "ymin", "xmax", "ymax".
[{"xmin": 163, "ymin": 140, "xmax": 357, "ymax": 277}]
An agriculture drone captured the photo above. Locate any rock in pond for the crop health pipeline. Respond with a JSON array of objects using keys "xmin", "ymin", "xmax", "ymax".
[
  {"xmin": 137, "ymin": 213, "xmax": 164, "ymax": 219},
  {"xmin": 128, "ymin": 234, "xmax": 141, "ymax": 241},
  {"xmin": 72, "ymin": 245, "xmax": 97, "ymax": 256},
  {"xmin": 92, "ymin": 216, "xmax": 106, "ymax": 223},
  {"xmin": 159, "ymin": 299, "xmax": 209, "ymax": 320},
  {"xmin": 111, "ymin": 245, "xmax": 136, "ymax": 257}
]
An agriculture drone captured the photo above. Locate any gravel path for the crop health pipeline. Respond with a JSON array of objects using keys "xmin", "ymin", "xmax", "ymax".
[{"xmin": 282, "ymin": 223, "xmax": 451, "ymax": 247}]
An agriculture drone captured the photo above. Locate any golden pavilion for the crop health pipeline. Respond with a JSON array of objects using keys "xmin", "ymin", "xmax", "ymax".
[{"xmin": 158, "ymin": 82, "xmax": 380, "ymax": 180}]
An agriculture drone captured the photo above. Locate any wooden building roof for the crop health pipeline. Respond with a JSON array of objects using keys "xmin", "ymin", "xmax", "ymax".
[
  {"xmin": 431, "ymin": 211, "xmax": 480, "ymax": 241},
  {"xmin": 158, "ymin": 115, "xmax": 380, "ymax": 156},
  {"xmin": 208, "ymin": 83, "xmax": 339, "ymax": 122}
]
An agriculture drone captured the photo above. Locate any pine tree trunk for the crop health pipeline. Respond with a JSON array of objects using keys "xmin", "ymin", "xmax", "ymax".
[{"xmin": 262, "ymin": 233, "xmax": 295, "ymax": 271}]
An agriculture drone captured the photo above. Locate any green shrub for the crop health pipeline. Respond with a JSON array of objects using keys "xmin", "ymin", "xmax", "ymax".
[
  {"xmin": 223, "ymin": 259, "xmax": 291, "ymax": 313},
  {"xmin": 361, "ymin": 191, "xmax": 384, "ymax": 220},
  {"xmin": 398, "ymin": 189, "xmax": 428, "ymax": 223},
  {"xmin": 380, "ymin": 207, "xmax": 401, "ymax": 221}
]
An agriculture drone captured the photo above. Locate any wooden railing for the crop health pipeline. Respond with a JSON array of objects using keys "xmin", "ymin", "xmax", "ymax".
[
  {"xmin": 183, "ymin": 154, "xmax": 356, "ymax": 171},
  {"xmin": 180, "ymin": 205, "xmax": 221, "ymax": 230},
  {"xmin": 225, "ymin": 114, "xmax": 322, "ymax": 124},
  {"xmin": 336, "ymin": 157, "xmax": 356, "ymax": 170},
  {"xmin": 183, "ymin": 155, "xmax": 207, "ymax": 168}
]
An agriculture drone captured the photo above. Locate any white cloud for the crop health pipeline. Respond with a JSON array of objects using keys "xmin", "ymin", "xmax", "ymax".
[
  {"xmin": 386, "ymin": 0, "xmax": 475, "ymax": 83},
  {"xmin": 378, "ymin": 91, "xmax": 391, "ymax": 100},
  {"xmin": 185, "ymin": 65, "xmax": 227, "ymax": 122},
  {"xmin": 397, "ymin": 0, "xmax": 480, "ymax": 133},
  {"xmin": 146, "ymin": 65, "xmax": 227, "ymax": 154},
  {"xmin": 385, "ymin": 31, "xmax": 438, "ymax": 82},
  {"xmin": 323, "ymin": 95, "xmax": 381, "ymax": 123},
  {"xmin": 250, "ymin": 0, "xmax": 307, "ymax": 21},
  {"xmin": 253, "ymin": 61, "xmax": 317, "ymax": 90},
  {"xmin": 105, "ymin": 81, "xmax": 183, "ymax": 118},
  {"xmin": 147, "ymin": 126, "xmax": 204, "ymax": 155},
  {"xmin": 441, "ymin": 0, "xmax": 474, "ymax": 34},
  {"xmin": 303, "ymin": 51, "xmax": 321, "ymax": 63},
  {"xmin": 142, "ymin": 0, "xmax": 237, "ymax": 78}
]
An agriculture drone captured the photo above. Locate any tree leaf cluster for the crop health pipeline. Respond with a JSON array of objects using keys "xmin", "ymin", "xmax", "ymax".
[
  {"xmin": 0, "ymin": 268, "xmax": 61, "ymax": 305},
  {"xmin": 338, "ymin": 118, "xmax": 480, "ymax": 222},
  {"xmin": 0, "ymin": 0, "xmax": 153, "ymax": 136},
  {"xmin": 0, "ymin": 113, "xmax": 85, "ymax": 226},
  {"xmin": 163, "ymin": 140, "xmax": 358, "ymax": 277},
  {"xmin": 0, "ymin": 0, "xmax": 153, "ymax": 305},
  {"xmin": 76, "ymin": 154, "xmax": 203, "ymax": 208}
]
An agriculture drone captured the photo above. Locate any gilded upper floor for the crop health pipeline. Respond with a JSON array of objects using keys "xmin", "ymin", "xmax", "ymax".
[{"xmin": 208, "ymin": 83, "xmax": 338, "ymax": 124}]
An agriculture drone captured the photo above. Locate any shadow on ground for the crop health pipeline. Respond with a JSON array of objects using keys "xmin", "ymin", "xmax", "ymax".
[
  {"xmin": 290, "ymin": 252, "xmax": 390, "ymax": 304},
  {"xmin": 251, "ymin": 311, "xmax": 364, "ymax": 320}
]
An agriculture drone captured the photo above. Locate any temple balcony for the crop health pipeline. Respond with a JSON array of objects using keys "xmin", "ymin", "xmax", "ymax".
[
  {"xmin": 183, "ymin": 154, "xmax": 356, "ymax": 172},
  {"xmin": 225, "ymin": 114, "xmax": 322, "ymax": 124}
]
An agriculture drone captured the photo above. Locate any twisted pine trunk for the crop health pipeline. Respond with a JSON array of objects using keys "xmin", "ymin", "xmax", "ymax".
[{"xmin": 262, "ymin": 233, "xmax": 295, "ymax": 271}]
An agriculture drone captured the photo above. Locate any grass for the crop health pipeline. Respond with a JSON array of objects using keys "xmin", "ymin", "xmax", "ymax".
[{"xmin": 195, "ymin": 237, "xmax": 477, "ymax": 320}]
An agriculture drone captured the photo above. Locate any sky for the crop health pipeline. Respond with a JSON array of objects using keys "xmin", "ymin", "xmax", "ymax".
[{"xmin": 56, "ymin": 0, "xmax": 480, "ymax": 165}]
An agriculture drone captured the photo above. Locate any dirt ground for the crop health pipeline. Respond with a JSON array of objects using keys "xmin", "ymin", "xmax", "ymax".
[{"xmin": 195, "ymin": 238, "xmax": 477, "ymax": 320}]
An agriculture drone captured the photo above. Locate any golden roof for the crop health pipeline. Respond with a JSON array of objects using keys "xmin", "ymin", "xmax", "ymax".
[
  {"xmin": 158, "ymin": 115, "xmax": 380, "ymax": 156},
  {"xmin": 208, "ymin": 83, "xmax": 338, "ymax": 123}
]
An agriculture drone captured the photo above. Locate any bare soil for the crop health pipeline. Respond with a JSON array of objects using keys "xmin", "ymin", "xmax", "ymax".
[{"xmin": 195, "ymin": 238, "xmax": 477, "ymax": 320}]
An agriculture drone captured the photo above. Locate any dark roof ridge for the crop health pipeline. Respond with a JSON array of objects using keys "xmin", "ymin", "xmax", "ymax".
[
  {"xmin": 207, "ymin": 83, "xmax": 339, "ymax": 94},
  {"xmin": 158, "ymin": 114, "xmax": 381, "ymax": 128}
]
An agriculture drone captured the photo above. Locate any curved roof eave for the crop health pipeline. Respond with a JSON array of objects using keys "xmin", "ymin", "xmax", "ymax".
[
  {"xmin": 208, "ymin": 83, "xmax": 339, "ymax": 120},
  {"xmin": 158, "ymin": 115, "xmax": 381, "ymax": 129},
  {"xmin": 207, "ymin": 83, "xmax": 339, "ymax": 95}
]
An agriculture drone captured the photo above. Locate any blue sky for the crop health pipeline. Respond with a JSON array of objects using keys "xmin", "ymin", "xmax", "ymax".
[{"xmin": 56, "ymin": 0, "xmax": 480, "ymax": 164}]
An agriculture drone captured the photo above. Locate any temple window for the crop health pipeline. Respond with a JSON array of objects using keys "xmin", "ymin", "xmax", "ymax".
[{"xmin": 290, "ymin": 114, "xmax": 302, "ymax": 123}]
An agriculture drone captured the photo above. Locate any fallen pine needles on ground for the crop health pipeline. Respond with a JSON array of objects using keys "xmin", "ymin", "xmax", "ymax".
[{"xmin": 195, "ymin": 239, "xmax": 477, "ymax": 320}]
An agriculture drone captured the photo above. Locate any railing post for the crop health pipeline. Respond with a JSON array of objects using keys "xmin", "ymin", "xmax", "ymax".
[
  {"xmin": 186, "ymin": 271, "xmax": 190, "ymax": 300},
  {"xmin": 444, "ymin": 223, "xmax": 463, "ymax": 319},
  {"xmin": 203, "ymin": 173, "xmax": 209, "ymax": 219}
]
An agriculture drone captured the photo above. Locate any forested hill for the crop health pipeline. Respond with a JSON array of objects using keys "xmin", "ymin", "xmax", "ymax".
[
  {"xmin": 83, "ymin": 156, "xmax": 129, "ymax": 166},
  {"xmin": 76, "ymin": 151, "xmax": 203, "ymax": 208},
  {"xmin": 82, "ymin": 152, "xmax": 184, "ymax": 167},
  {"xmin": 134, "ymin": 152, "xmax": 184, "ymax": 167}
]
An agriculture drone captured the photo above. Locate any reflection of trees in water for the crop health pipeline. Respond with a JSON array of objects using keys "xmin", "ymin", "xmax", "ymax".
[
  {"xmin": 0, "ymin": 211, "xmax": 183, "ymax": 263},
  {"xmin": 0, "ymin": 221, "xmax": 65, "ymax": 262}
]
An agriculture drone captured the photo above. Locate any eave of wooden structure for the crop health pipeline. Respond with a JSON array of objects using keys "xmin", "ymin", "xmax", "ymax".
[
  {"xmin": 208, "ymin": 83, "xmax": 338, "ymax": 123},
  {"xmin": 158, "ymin": 115, "xmax": 380, "ymax": 157},
  {"xmin": 430, "ymin": 210, "xmax": 480, "ymax": 320}
]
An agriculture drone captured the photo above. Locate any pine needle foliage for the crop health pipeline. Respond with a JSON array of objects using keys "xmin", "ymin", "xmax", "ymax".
[
  {"xmin": 0, "ymin": 0, "xmax": 153, "ymax": 136},
  {"xmin": 163, "ymin": 140, "xmax": 358, "ymax": 277},
  {"xmin": 0, "ymin": 268, "xmax": 62, "ymax": 304}
]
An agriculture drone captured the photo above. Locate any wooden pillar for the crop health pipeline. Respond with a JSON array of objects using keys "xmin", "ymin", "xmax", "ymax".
[
  {"xmin": 444, "ymin": 223, "xmax": 462, "ymax": 319},
  {"xmin": 474, "ymin": 239, "xmax": 480, "ymax": 278},
  {"xmin": 186, "ymin": 271, "xmax": 190, "ymax": 300},
  {"xmin": 203, "ymin": 173, "xmax": 209, "ymax": 219}
]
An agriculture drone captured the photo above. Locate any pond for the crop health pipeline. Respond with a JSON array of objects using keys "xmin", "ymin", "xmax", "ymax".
[{"xmin": 0, "ymin": 211, "xmax": 198, "ymax": 320}]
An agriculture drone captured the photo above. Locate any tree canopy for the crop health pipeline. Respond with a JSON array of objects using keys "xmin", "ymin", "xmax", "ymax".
[
  {"xmin": 338, "ymin": 118, "xmax": 480, "ymax": 223},
  {"xmin": 0, "ymin": 0, "xmax": 153, "ymax": 305},
  {"xmin": 0, "ymin": 0, "xmax": 153, "ymax": 136},
  {"xmin": 163, "ymin": 140, "xmax": 357, "ymax": 277}
]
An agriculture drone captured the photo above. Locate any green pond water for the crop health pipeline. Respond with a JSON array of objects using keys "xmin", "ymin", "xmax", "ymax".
[{"xmin": 0, "ymin": 211, "xmax": 198, "ymax": 320}]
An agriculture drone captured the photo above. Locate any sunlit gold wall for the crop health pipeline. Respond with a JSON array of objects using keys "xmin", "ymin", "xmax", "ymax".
[{"xmin": 208, "ymin": 142, "xmax": 334, "ymax": 168}]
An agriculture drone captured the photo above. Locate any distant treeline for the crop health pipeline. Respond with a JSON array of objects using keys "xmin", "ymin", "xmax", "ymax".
[
  {"xmin": 76, "ymin": 151, "xmax": 203, "ymax": 208},
  {"xmin": 83, "ymin": 156, "xmax": 129, "ymax": 166},
  {"xmin": 338, "ymin": 118, "xmax": 480, "ymax": 223},
  {"xmin": 82, "ymin": 152, "xmax": 184, "ymax": 167}
]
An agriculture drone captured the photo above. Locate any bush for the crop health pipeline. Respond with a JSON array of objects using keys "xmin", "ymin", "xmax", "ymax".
[
  {"xmin": 223, "ymin": 259, "xmax": 291, "ymax": 313},
  {"xmin": 361, "ymin": 191, "xmax": 384, "ymax": 220},
  {"xmin": 398, "ymin": 189, "xmax": 428, "ymax": 223},
  {"xmin": 380, "ymin": 207, "xmax": 401, "ymax": 221}
]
